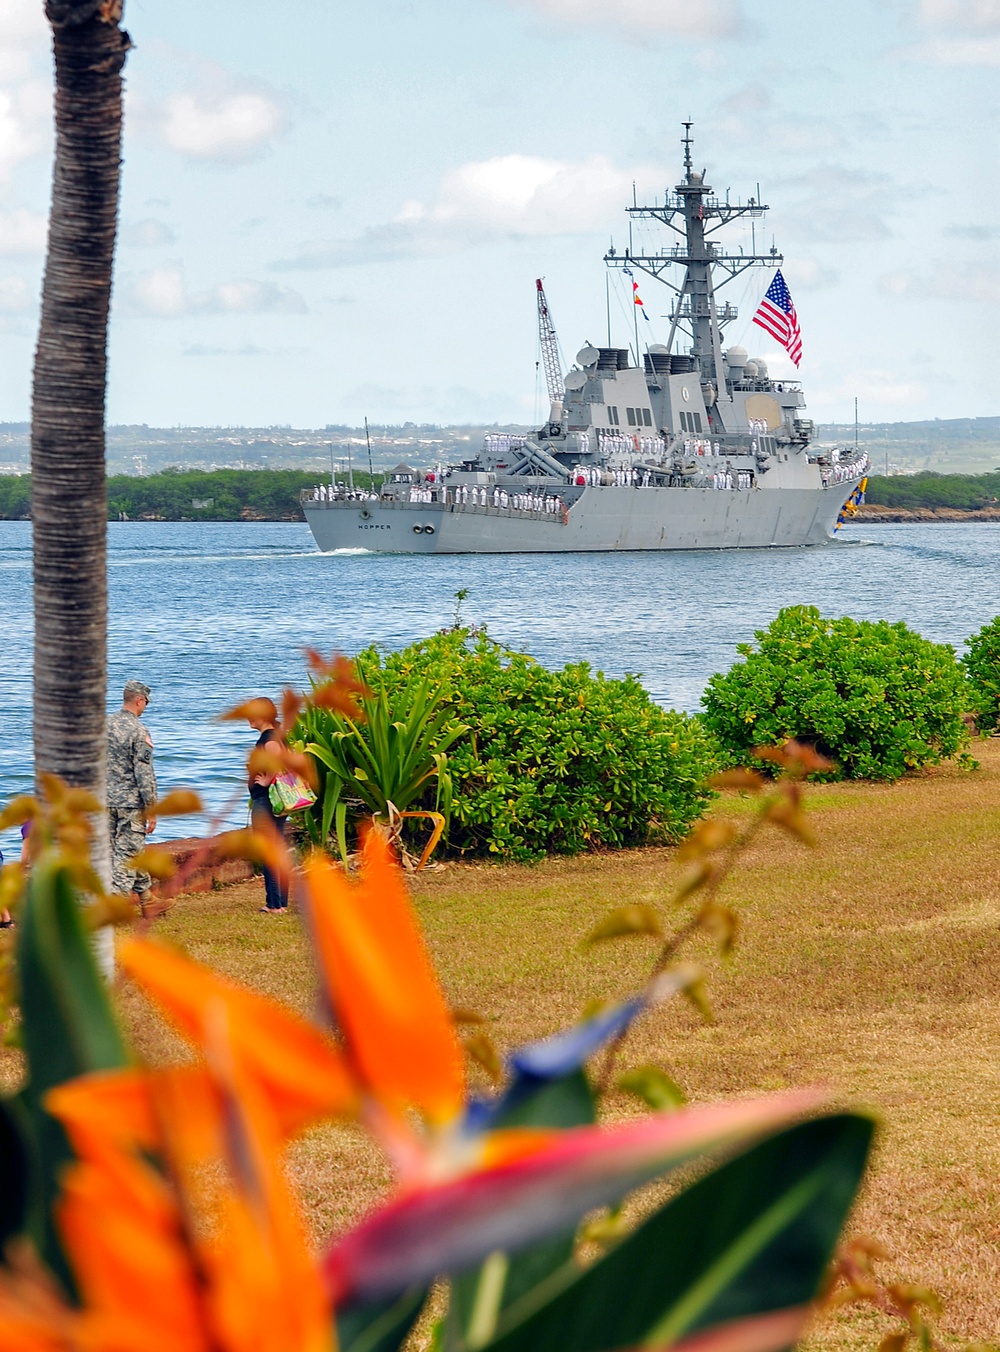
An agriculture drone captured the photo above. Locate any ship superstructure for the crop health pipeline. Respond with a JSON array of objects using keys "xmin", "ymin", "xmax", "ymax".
[{"xmin": 303, "ymin": 127, "xmax": 868, "ymax": 554}]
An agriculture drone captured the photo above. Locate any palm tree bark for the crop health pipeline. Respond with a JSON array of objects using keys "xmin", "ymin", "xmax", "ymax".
[{"xmin": 31, "ymin": 1, "xmax": 130, "ymax": 811}]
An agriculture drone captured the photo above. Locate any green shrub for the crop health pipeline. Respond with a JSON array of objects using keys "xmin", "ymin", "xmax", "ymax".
[
  {"xmin": 701, "ymin": 605, "xmax": 971, "ymax": 781},
  {"xmin": 962, "ymin": 615, "xmax": 1000, "ymax": 733},
  {"xmin": 347, "ymin": 630, "xmax": 718, "ymax": 862},
  {"xmin": 295, "ymin": 672, "xmax": 467, "ymax": 859}
]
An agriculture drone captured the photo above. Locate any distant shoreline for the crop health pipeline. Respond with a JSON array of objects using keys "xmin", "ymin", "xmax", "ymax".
[{"xmin": 854, "ymin": 505, "xmax": 1000, "ymax": 523}]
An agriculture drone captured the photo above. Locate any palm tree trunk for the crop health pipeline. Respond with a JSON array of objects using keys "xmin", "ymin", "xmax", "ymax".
[{"xmin": 31, "ymin": 1, "xmax": 130, "ymax": 812}]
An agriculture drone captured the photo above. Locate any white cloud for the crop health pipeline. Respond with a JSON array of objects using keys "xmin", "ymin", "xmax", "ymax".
[
  {"xmin": 0, "ymin": 1, "xmax": 50, "ymax": 181},
  {"xmin": 158, "ymin": 87, "xmax": 286, "ymax": 164},
  {"xmin": 273, "ymin": 152, "xmax": 660, "ymax": 269},
  {"xmin": 0, "ymin": 273, "xmax": 32, "ymax": 312},
  {"xmin": 128, "ymin": 264, "xmax": 187, "ymax": 318},
  {"xmin": 877, "ymin": 261, "xmax": 1000, "ymax": 302},
  {"xmin": 509, "ymin": 0, "xmax": 745, "ymax": 39},
  {"xmin": 812, "ymin": 369, "xmax": 930, "ymax": 410},
  {"xmin": 773, "ymin": 166, "xmax": 900, "ymax": 243},
  {"xmin": 894, "ymin": 0, "xmax": 1000, "ymax": 61},
  {"xmin": 0, "ymin": 206, "xmax": 45, "ymax": 254},
  {"xmin": 125, "ymin": 264, "xmax": 307, "ymax": 317},
  {"xmin": 919, "ymin": 0, "xmax": 1000, "ymax": 29},
  {"xmin": 196, "ymin": 278, "xmax": 307, "ymax": 314},
  {"xmin": 123, "ymin": 218, "xmax": 176, "ymax": 249},
  {"xmin": 781, "ymin": 257, "xmax": 840, "ymax": 291},
  {"xmin": 896, "ymin": 35, "xmax": 1000, "ymax": 61}
]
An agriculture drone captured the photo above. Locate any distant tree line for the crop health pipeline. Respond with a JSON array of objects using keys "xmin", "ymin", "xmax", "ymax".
[
  {"xmin": 0, "ymin": 467, "xmax": 375, "ymax": 520},
  {"xmin": 864, "ymin": 471, "xmax": 1000, "ymax": 511},
  {"xmin": 3, "ymin": 466, "xmax": 1000, "ymax": 521}
]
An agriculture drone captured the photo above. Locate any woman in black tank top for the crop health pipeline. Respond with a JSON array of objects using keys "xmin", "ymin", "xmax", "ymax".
[{"xmin": 246, "ymin": 701, "xmax": 289, "ymax": 911}]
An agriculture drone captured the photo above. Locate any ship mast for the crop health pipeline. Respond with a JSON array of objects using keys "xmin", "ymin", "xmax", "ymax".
[{"xmin": 605, "ymin": 122, "xmax": 781, "ymax": 421}]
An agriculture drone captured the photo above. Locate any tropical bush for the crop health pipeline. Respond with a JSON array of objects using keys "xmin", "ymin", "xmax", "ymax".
[
  {"xmin": 701, "ymin": 606, "xmax": 971, "ymax": 781},
  {"xmin": 962, "ymin": 615, "xmax": 1000, "ymax": 733},
  {"xmin": 0, "ymin": 754, "xmax": 876, "ymax": 1352},
  {"xmin": 301, "ymin": 631, "xmax": 719, "ymax": 862},
  {"xmin": 296, "ymin": 668, "xmax": 467, "ymax": 861}
]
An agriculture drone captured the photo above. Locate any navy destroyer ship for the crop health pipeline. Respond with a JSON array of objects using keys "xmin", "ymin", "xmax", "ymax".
[{"xmin": 303, "ymin": 126, "xmax": 868, "ymax": 554}]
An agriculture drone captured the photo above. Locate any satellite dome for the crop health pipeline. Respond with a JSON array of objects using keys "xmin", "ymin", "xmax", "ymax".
[
  {"xmin": 690, "ymin": 170, "xmax": 704, "ymax": 184},
  {"xmin": 743, "ymin": 359, "xmax": 759, "ymax": 378},
  {"xmin": 648, "ymin": 343, "xmax": 670, "ymax": 354},
  {"xmin": 754, "ymin": 358, "xmax": 768, "ymax": 378},
  {"xmin": 725, "ymin": 346, "xmax": 747, "ymax": 365}
]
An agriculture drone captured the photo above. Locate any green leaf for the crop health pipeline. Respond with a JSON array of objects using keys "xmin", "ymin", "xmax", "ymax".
[
  {"xmin": 480, "ymin": 1114, "xmax": 873, "ymax": 1352},
  {"xmin": 16, "ymin": 860, "xmax": 129, "ymax": 1285},
  {"xmin": 337, "ymin": 1287, "xmax": 427, "ymax": 1352},
  {"xmin": 618, "ymin": 1065, "xmax": 687, "ymax": 1111},
  {"xmin": 0, "ymin": 1094, "xmax": 30, "ymax": 1248}
]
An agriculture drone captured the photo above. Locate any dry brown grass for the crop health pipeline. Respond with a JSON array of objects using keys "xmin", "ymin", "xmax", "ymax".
[{"xmin": 7, "ymin": 742, "xmax": 1000, "ymax": 1347}]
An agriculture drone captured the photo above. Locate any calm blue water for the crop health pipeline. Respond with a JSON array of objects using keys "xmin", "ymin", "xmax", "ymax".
[{"xmin": 1, "ymin": 520, "xmax": 998, "ymax": 854}]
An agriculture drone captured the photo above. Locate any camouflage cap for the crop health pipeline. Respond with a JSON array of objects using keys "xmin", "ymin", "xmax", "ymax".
[{"xmin": 123, "ymin": 679, "xmax": 152, "ymax": 702}]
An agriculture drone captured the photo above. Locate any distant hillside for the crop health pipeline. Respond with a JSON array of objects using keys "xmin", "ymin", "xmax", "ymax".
[
  {"xmin": 816, "ymin": 416, "xmax": 1000, "ymax": 475},
  {"xmin": 0, "ymin": 415, "xmax": 996, "ymax": 477}
]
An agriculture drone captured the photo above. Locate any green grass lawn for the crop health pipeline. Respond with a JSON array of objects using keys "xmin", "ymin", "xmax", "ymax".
[{"xmin": 10, "ymin": 740, "xmax": 1000, "ymax": 1348}]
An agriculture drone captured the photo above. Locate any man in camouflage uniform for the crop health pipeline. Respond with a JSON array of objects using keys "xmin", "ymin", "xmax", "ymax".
[{"xmin": 106, "ymin": 679, "xmax": 157, "ymax": 908}]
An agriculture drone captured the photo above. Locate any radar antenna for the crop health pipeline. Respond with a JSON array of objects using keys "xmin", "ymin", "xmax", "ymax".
[{"xmin": 535, "ymin": 278, "xmax": 565, "ymax": 408}]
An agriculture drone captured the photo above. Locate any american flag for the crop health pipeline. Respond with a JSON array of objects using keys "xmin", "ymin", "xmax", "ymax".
[{"xmin": 752, "ymin": 269, "xmax": 802, "ymax": 367}]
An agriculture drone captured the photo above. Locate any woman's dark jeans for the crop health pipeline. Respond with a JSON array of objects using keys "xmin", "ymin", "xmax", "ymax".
[{"xmin": 251, "ymin": 797, "xmax": 289, "ymax": 909}]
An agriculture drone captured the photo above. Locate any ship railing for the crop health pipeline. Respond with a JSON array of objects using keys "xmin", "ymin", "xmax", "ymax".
[
  {"xmin": 301, "ymin": 487, "xmax": 570, "ymax": 524},
  {"xmin": 819, "ymin": 453, "xmax": 870, "ymax": 488}
]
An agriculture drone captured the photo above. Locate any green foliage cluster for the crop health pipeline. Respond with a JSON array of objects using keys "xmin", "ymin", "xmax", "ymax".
[
  {"xmin": 0, "ymin": 474, "xmax": 30, "ymax": 519},
  {"xmin": 0, "ymin": 468, "xmax": 374, "ymax": 521},
  {"xmin": 962, "ymin": 614, "xmax": 1000, "ymax": 733},
  {"xmin": 296, "ymin": 676, "xmax": 467, "ymax": 860},
  {"xmin": 701, "ymin": 605, "xmax": 971, "ymax": 781},
  {"xmin": 320, "ymin": 630, "xmax": 719, "ymax": 862},
  {"xmin": 865, "ymin": 471, "xmax": 1000, "ymax": 511}
]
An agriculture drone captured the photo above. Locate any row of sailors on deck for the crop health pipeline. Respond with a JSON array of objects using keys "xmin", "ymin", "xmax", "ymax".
[
  {"xmin": 310, "ymin": 485, "xmax": 377, "ymax": 501},
  {"xmin": 485, "ymin": 488, "xmax": 563, "ymax": 513},
  {"xmin": 710, "ymin": 470, "xmax": 754, "ymax": 490},
  {"xmin": 483, "ymin": 433, "xmax": 528, "ymax": 455},
  {"xmin": 821, "ymin": 456, "xmax": 870, "ymax": 487}
]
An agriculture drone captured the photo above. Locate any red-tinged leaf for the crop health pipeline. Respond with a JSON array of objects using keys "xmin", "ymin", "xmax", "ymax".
[
  {"xmin": 463, "ymin": 1032, "xmax": 503, "ymax": 1084},
  {"xmin": 281, "ymin": 687, "xmax": 303, "ymax": 729},
  {"xmin": 150, "ymin": 789, "xmax": 203, "ymax": 818},
  {"xmin": 678, "ymin": 820, "xmax": 737, "ymax": 862},
  {"xmin": 127, "ymin": 848, "xmax": 176, "ymax": 882},
  {"xmin": 323, "ymin": 1089, "xmax": 826, "ymax": 1305},
  {"xmin": 707, "ymin": 769, "xmax": 765, "ymax": 792},
  {"xmin": 582, "ymin": 903, "xmax": 662, "ymax": 947},
  {"xmin": 764, "ymin": 799, "xmax": 816, "ymax": 847},
  {"xmin": 216, "ymin": 697, "xmax": 279, "ymax": 724},
  {"xmin": 0, "ymin": 796, "xmax": 38, "ymax": 831},
  {"xmin": 646, "ymin": 1305, "xmax": 811, "ymax": 1352}
]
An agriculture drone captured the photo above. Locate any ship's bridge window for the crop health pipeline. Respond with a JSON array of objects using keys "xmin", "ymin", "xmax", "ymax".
[
  {"xmin": 626, "ymin": 407, "xmax": 636, "ymax": 426},
  {"xmin": 679, "ymin": 411, "xmax": 703, "ymax": 434},
  {"xmin": 607, "ymin": 406, "xmax": 620, "ymax": 426},
  {"xmin": 642, "ymin": 408, "xmax": 652, "ymax": 427}
]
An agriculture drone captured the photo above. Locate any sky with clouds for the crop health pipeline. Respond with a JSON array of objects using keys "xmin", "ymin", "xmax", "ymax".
[{"xmin": 0, "ymin": 0, "xmax": 996, "ymax": 428}]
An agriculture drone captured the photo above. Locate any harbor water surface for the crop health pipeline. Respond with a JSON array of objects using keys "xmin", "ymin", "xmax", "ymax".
[{"xmin": 1, "ymin": 520, "xmax": 997, "ymax": 853}]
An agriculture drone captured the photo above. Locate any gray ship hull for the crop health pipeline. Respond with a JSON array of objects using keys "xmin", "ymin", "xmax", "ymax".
[{"xmin": 304, "ymin": 479, "xmax": 862, "ymax": 554}]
